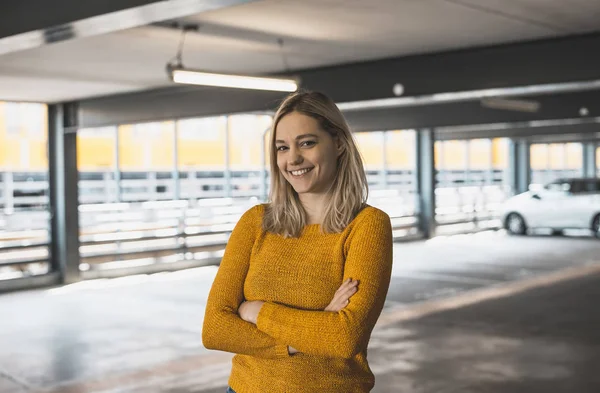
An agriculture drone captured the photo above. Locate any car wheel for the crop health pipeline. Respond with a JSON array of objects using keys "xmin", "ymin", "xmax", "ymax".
[
  {"xmin": 592, "ymin": 215, "xmax": 600, "ymax": 239},
  {"xmin": 506, "ymin": 213, "xmax": 527, "ymax": 235}
]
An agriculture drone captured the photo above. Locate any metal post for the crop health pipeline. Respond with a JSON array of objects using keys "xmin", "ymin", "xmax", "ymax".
[
  {"xmin": 103, "ymin": 171, "xmax": 112, "ymax": 203},
  {"xmin": 114, "ymin": 126, "xmax": 122, "ymax": 203},
  {"xmin": 48, "ymin": 103, "xmax": 80, "ymax": 284},
  {"xmin": 4, "ymin": 171, "xmax": 13, "ymax": 213},
  {"xmin": 148, "ymin": 172, "xmax": 157, "ymax": 200},
  {"xmin": 545, "ymin": 144, "xmax": 551, "ymax": 184},
  {"xmin": 416, "ymin": 129, "xmax": 436, "ymax": 238},
  {"xmin": 582, "ymin": 142, "xmax": 597, "ymax": 178},
  {"xmin": 382, "ymin": 132, "xmax": 388, "ymax": 189},
  {"xmin": 260, "ymin": 127, "xmax": 269, "ymax": 202},
  {"xmin": 463, "ymin": 140, "xmax": 470, "ymax": 185},
  {"xmin": 508, "ymin": 139, "xmax": 531, "ymax": 195},
  {"xmin": 173, "ymin": 121, "xmax": 181, "ymax": 200},
  {"xmin": 224, "ymin": 116, "xmax": 232, "ymax": 198},
  {"xmin": 438, "ymin": 140, "xmax": 445, "ymax": 187},
  {"xmin": 561, "ymin": 143, "xmax": 568, "ymax": 179},
  {"xmin": 487, "ymin": 139, "xmax": 495, "ymax": 185}
]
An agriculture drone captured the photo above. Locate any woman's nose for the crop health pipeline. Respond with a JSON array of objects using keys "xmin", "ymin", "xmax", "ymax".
[{"xmin": 288, "ymin": 148, "xmax": 303, "ymax": 165}]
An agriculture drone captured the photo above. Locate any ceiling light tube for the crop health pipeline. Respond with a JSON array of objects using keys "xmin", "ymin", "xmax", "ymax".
[{"xmin": 168, "ymin": 65, "xmax": 299, "ymax": 92}]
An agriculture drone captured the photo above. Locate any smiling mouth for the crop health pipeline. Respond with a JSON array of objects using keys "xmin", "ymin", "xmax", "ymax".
[{"xmin": 289, "ymin": 167, "xmax": 314, "ymax": 177}]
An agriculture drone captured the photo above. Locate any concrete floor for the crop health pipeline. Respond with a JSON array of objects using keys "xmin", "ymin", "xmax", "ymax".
[{"xmin": 1, "ymin": 230, "xmax": 599, "ymax": 393}]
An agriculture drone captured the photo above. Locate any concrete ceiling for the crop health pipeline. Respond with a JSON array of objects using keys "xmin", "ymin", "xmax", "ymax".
[{"xmin": 1, "ymin": 0, "xmax": 599, "ymax": 103}]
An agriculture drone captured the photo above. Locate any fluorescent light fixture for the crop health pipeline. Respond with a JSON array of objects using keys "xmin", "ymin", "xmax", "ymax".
[
  {"xmin": 480, "ymin": 97, "xmax": 540, "ymax": 113},
  {"xmin": 168, "ymin": 65, "xmax": 298, "ymax": 92}
]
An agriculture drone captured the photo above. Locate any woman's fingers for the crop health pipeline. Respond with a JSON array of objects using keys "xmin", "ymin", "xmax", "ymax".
[
  {"xmin": 334, "ymin": 281, "xmax": 358, "ymax": 303},
  {"xmin": 326, "ymin": 279, "xmax": 359, "ymax": 312},
  {"xmin": 339, "ymin": 283, "xmax": 358, "ymax": 301},
  {"xmin": 335, "ymin": 278, "xmax": 353, "ymax": 293}
]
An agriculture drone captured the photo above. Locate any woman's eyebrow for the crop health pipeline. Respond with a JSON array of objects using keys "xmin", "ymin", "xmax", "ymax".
[{"xmin": 275, "ymin": 134, "xmax": 319, "ymax": 143}]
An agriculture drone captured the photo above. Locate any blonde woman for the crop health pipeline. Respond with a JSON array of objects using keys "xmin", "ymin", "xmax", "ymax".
[{"xmin": 202, "ymin": 91, "xmax": 393, "ymax": 393}]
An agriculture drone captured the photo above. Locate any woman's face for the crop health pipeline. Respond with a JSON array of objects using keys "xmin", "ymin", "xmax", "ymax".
[{"xmin": 275, "ymin": 112, "xmax": 341, "ymax": 197}]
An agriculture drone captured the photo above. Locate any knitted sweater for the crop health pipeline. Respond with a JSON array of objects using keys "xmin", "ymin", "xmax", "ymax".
[{"xmin": 202, "ymin": 204, "xmax": 393, "ymax": 393}]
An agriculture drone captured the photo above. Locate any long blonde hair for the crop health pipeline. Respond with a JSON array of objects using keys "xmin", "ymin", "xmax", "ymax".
[{"xmin": 263, "ymin": 91, "xmax": 368, "ymax": 238}]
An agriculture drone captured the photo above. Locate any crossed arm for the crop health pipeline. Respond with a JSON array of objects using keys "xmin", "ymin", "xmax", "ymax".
[{"xmin": 202, "ymin": 207, "xmax": 393, "ymax": 359}]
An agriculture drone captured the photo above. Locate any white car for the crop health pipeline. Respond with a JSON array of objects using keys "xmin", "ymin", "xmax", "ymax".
[{"xmin": 500, "ymin": 178, "xmax": 600, "ymax": 237}]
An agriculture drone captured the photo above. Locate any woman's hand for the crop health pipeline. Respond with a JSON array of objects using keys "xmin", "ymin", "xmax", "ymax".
[
  {"xmin": 325, "ymin": 278, "xmax": 359, "ymax": 312},
  {"xmin": 238, "ymin": 300, "xmax": 265, "ymax": 325}
]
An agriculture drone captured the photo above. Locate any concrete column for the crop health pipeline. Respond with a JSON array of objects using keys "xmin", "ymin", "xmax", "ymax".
[
  {"xmin": 224, "ymin": 116, "xmax": 232, "ymax": 198},
  {"xmin": 4, "ymin": 171, "xmax": 14, "ymax": 213},
  {"xmin": 173, "ymin": 121, "xmax": 181, "ymax": 200},
  {"xmin": 114, "ymin": 126, "xmax": 122, "ymax": 202},
  {"xmin": 382, "ymin": 131, "xmax": 388, "ymax": 189},
  {"xmin": 508, "ymin": 139, "xmax": 531, "ymax": 195},
  {"xmin": 260, "ymin": 127, "xmax": 269, "ymax": 202},
  {"xmin": 416, "ymin": 129, "xmax": 436, "ymax": 238},
  {"xmin": 582, "ymin": 142, "xmax": 597, "ymax": 178},
  {"xmin": 48, "ymin": 103, "xmax": 80, "ymax": 284},
  {"xmin": 487, "ymin": 138, "xmax": 495, "ymax": 185},
  {"xmin": 463, "ymin": 140, "xmax": 470, "ymax": 185},
  {"xmin": 103, "ymin": 171, "xmax": 112, "ymax": 203},
  {"xmin": 147, "ymin": 172, "xmax": 157, "ymax": 200}
]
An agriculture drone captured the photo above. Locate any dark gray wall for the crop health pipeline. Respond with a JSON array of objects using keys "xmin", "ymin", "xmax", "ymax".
[{"xmin": 79, "ymin": 33, "xmax": 600, "ymax": 134}]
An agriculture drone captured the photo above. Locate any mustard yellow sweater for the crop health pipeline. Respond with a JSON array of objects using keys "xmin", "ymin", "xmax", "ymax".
[{"xmin": 202, "ymin": 204, "xmax": 393, "ymax": 393}]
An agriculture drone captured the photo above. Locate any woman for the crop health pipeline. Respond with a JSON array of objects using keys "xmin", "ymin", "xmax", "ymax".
[{"xmin": 202, "ymin": 91, "xmax": 393, "ymax": 393}]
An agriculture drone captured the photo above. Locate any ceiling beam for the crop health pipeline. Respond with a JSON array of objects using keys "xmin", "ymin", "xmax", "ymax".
[
  {"xmin": 343, "ymin": 88, "xmax": 599, "ymax": 132},
  {"xmin": 296, "ymin": 32, "xmax": 600, "ymax": 102},
  {"xmin": 0, "ymin": 0, "xmax": 257, "ymax": 56},
  {"xmin": 79, "ymin": 85, "xmax": 283, "ymax": 128},
  {"xmin": 435, "ymin": 120, "xmax": 600, "ymax": 141},
  {"xmin": 78, "ymin": 32, "xmax": 600, "ymax": 129}
]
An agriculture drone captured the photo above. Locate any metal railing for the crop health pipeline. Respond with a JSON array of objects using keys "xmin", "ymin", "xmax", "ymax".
[{"xmin": 1, "ymin": 170, "xmax": 517, "ymax": 283}]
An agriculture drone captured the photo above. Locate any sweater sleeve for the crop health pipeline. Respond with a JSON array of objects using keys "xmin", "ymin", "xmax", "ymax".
[
  {"xmin": 202, "ymin": 205, "xmax": 290, "ymax": 359},
  {"xmin": 256, "ymin": 209, "xmax": 393, "ymax": 359}
]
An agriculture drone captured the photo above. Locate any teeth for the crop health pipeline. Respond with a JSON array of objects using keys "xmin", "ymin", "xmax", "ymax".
[{"xmin": 291, "ymin": 168, "xmax": 311, "ymax": 176}]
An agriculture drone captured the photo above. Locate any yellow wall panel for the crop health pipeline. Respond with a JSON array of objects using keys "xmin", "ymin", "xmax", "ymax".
[
  {"xmin": 469, "ymin": 139, "xmax": 491, "ymax": 169},
  {"xmin": 30, "ymin": 141, "xmax": 48, "ymax": 170},
  {"xmin": 2, "ymin": 140, "xmax": 21, "ymax": 170},
  {"xmin": 385, "ymin": 130, "xmax": 414, "ymax": 168},
  {"xmin": 119, "ymin": 122, "xmax": 175, "ymax": 171},
  {"xmin": 228, "ymin": 115, "xmax": 270, "ymax": 169},
  {"xmin": 0, "ymin": 123, "xmax": 7, "ymax": 169},
  {"xmin": 441, "ymin": 140, "xmax": 466, "ymax": 170},
  {"xmin": 77, "ymin": 133, "xmax": 116, "ymax": 170},
  {"xmin": 530, "ymin": 144, "xmax": 547, "ymax": 170},
  {"xmin": 177, "ymin": 117, "xmax": 227, "ymax": 169},
  {"xmin": 0, "ymin": 102, "xmax": 48, "ymax": 171},
  {"xmin": 491, "ymin": 138, "xmax": 508, "ymax": 169},
  {"xmin": 548, "ymin": 144, "xmax": 565, "ymax": 169},
  {"xmin": 565, "ymin": 143, "xmax": 582, "ymax": 169},
  {"xmin": 354, "ymin": 132, "xmax": 384, "ymax": 168},
  {"xmin": 434, "ymin": 141, "xmax": 441, "ymax": 167}
]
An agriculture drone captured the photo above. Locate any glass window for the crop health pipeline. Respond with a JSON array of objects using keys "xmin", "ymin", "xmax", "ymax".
[
  {"xmin": 380, "ymin": 130, "xmax": 417, "ymax": 220},
  {"xmin": 119, "ymin": 121, "xmax": 175, "ymax": 202},
  {"xmin": 228, "ymin": 114, "xmax": 272, "ymax": 199},
  {"xmin": 355, "ymin": 131, "xmax": 385, "ymax": 189},
  {"xmin": 177, "ymin": 116, "xmax": 227, "ymax": 199},
  {"xmin": 77, "ymin": 127, "xmax": 118, "ymax": 204},
  {"xmin": 531, "ymin": 143, "xmax": 581, "ymax": 185},
  {"xmin": 0, "ymin": 101, "xmax": 50, "ymax": 281}
]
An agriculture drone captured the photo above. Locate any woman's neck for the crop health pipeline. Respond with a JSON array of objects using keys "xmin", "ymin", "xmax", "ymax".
[{"xmin": 299, "ymin": 193, "xmax": 329, "ymax": 225}]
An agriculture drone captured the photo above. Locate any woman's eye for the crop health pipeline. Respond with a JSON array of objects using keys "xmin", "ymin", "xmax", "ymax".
[
  {"xmin": 276, "ymin": 146, "xmax": 288, "ymax": 151},
  {"xmin": 301, "ymin": 141, "xmax": 316, "ymax": 147}
]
